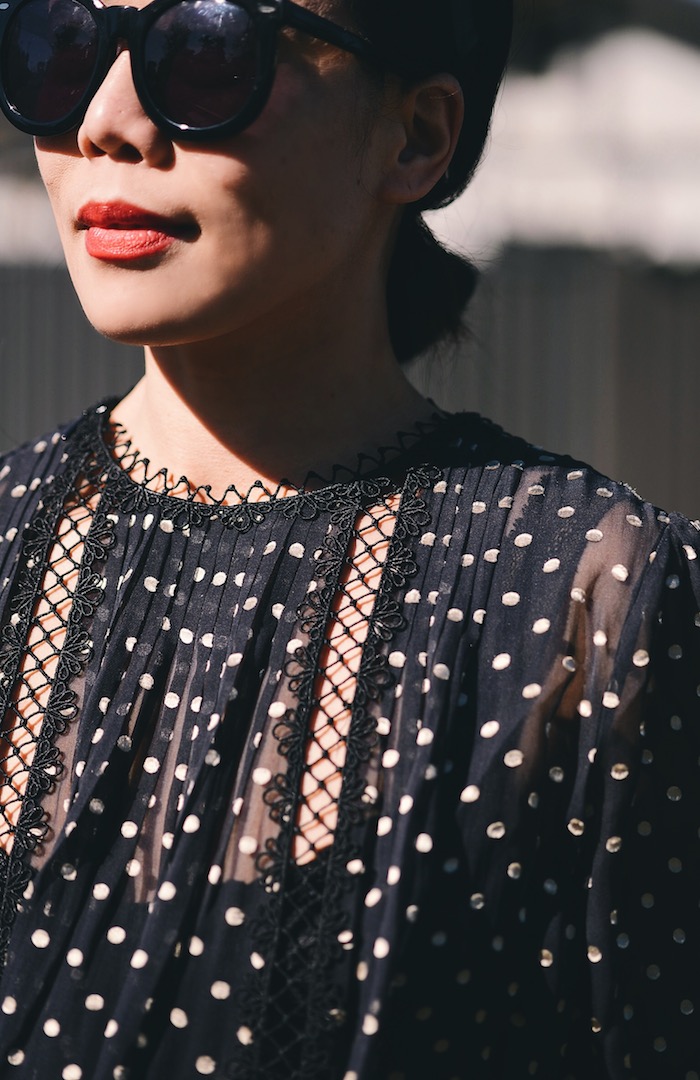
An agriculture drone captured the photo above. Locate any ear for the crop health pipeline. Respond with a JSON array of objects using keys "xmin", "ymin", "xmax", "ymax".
[{"xmin": 379, "ymin": 74, "xmax": 464, "ymax": 207}]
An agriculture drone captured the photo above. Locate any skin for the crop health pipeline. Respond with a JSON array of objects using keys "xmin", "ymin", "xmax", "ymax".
[{"xmin": 35, "ymin": 0, "xmax": 464, "ymax": 495}]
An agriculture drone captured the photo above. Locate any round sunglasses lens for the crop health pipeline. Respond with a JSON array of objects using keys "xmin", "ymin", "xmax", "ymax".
[
  {"xmin": 2, "ymin": 0, "xmax": 98, "ymax": 125},
  {"xmin": 144, "ymin": 0, "xmax": 258, "ymax": 130}
]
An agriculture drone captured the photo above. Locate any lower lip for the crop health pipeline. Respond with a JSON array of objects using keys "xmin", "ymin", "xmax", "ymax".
[{"xmin": 84, "ymin": 226, "xmax": 176, "ymax": 262}]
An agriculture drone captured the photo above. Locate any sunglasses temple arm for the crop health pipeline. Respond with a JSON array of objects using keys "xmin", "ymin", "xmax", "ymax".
[{"xmin": 280, "ymin": 0, "xmax": 377, "ymax": 62}]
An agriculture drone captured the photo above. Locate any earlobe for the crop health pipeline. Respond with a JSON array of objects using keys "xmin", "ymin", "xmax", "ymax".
[{"xmin": 380, "ymin": 74, "xmax": 464, "ymax": 206}]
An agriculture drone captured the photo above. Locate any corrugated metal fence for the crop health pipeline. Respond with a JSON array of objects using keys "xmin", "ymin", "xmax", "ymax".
[{"xmin": 0, "ymin": 247, "xmax": 698, "ymax": 518}]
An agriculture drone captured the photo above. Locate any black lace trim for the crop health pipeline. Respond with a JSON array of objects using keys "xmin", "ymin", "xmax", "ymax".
[
  {"xmin": 0, "ymin": 442, "xmax": 115, "ymax": 961},
  {"xmin": 87, "ymin": 400, "xmax": 456, "ymax": 531},
  {"xmin": 232, "ymin": 464, "xmax": 440, "ymax": 1080}
]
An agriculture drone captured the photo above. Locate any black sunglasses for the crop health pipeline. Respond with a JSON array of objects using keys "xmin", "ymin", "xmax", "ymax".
[{"xmin": 0, "ymin": 0, "xmax": 377, "ymax": 140}]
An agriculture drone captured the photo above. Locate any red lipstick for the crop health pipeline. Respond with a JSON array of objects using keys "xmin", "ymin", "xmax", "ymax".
[{"xmin": 77, "ymin": 202, "xmax": 189, "ymax": 262}]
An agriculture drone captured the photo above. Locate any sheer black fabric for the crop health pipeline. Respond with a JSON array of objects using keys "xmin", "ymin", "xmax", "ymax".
[{"xmin": 0, "ymin": 401, "xmax": 697, "ymax": 1080}]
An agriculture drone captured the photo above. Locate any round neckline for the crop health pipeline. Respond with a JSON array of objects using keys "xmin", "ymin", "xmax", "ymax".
[{"xmin": 87, "ymin": 398, "xmax": 470, "ymax": 515}]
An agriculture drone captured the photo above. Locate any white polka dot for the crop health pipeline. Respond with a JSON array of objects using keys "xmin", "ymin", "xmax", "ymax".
[
  {"xmin": 144, "ymin": 576, "xmax": 159, "ymax": 592},
  {"xmin": 533, "ymin": 618, "xmax": 550, "ymax": 635},
  {"xmin": 373, "ymin": 937, "xmax": 390, "ymax": 959},
  {"xmin": 480, "ymin": 721, "xmax": 500, "ymax": 739},
  {"xmin": 130, "ymin": 949, "xmax": 149, "ymax": 969},
  {"xmin": 515, "ymin": 533, "xmax": 533, "ymax": 548},
  {"xmin": 104, "ymin": 1020, "xmax": 119, "ymax": 1038},
  {"xmin": 212, "ymin": 571, "xmax": 227, "ymax": 586},
  {"xmin": 7, "ymin": 1050, "xmax": 24, "ymax": 1066},
  {"xmin": 502, "ymin": 592, "xmax": 520, "ymax": 607},
  {"xmin": 85, "ymin": 994, "xmax": 104, "ymax": 1011},
  {"xmin": 211, "ymin": 980, "xmax": 231, "ymax": 1000},
  {"xmin": 487, "ymin": 821, "xmax": 506, "ymax": 839},
  {"xmin": 62, "ymin": 1066, "xmax": 82, "ymax": 1080},
  {"xmin": 31, "ymin": 929, "xmax": 50, "ymax": 949},
  {"xmin": 447, "ymin": 608, "xmax": 464, "ymax": 622},
  {"xmin": 268, "ymin": 701, "xmax": 287, "ymax": 718},
  {"xmin": 170, "ymin": 1008, "xmax": 188, "ymax": 1028},
  {"xmin": 523, "ymin": 683, "xmax": 542, "ymax": 699},
  {"xmin": 433, "ymin": 664, "xmax": 450, "ymax": 680},
  {"xmin": 388, "ymin": 652, "xmax": 406, "ymax": 669},
  {"xmin": 238, "ymin": 835, "xmax": 258, "ymax": 855},
  {"xmin": 571, "ymin": 587, "xmax": 586, "ymax": 603},
  {"xmin": 461, "ymin": 785, "xmax": 480, "ymax": 803},
  {"xmin": 107, "ymin": 926, "xmax": 126, "ymax": 944},
  {"xmin": 365, "ymin": 888, "xmax": 382, "ymax": 908},
  {"xmin": 543, "ymin": 559, "xmax": 560, "ymax": 573},
  {"xmin": 243, "ymin": 597, "xmax": 258, "ymax": 611},
  {"xmin": 387, "ymin": 865, "xmax": 401, "ymax": 886},
  {"xmin": 225, "ymin": 907, "xmax": 245, "ymax": 926},
  {"xmin": 93, "ymin": 882, "xmax": 111, "ymax": 901},
  {"xmin": 377, "ymin": 816, "xmax": 393, "ymax": 837},
  {"xmin": 158, "ymin": 881, "xmax": 177, "ymax": 901},
  {"xmin": 611, "ymin": 763, "xmax": 630, "ymax": 781},
  {"xmin": 462, "ymin": 554, "xmax": 475, "ymax": 567},
  {"xmin": 612, "ymin": 564, "xmax": 629, "ymax": 582},
  {"xmin": 586, "ymin": 529, "xmax": 603, "ymax": 543},
  {"xmin": 181, "ymin": 815, "xmax": 200, "ymax": 835},
  {"xmin": 139, "ymin": 673, "xmax": 154, "ymax": 691},
  {"xmin": 504, "ymin": 750, "xmax": 524, "ymax": 768},
  {"xmin": 633, "ymin": 650, "xmax": 650, "ymax": 667},
  {"xmin": 558, "ymin": 506, "xmax": 575, "ymax": 518},
  {"xmin": 382, "ymin": 749, "xmax": 400, "ymax": 769},
  {"xmin": 603, "ymin": 692, "xmax": 620, "ymax": 709},
  {"xmin": 492, "ymin": 654, "xmax": 511, "ymax": 671},
  {"xmin": 237, "ymin": 1026, "xmax": 254, "ymax": 1046},
  {"xmin": 66, "ymin": 948, "xmax": 83, "ymax": 967},
  {"xmin": 179, "ymin": 628, "xmax": 194, "ymax": 644},
  {"xmin": 484, "ymin": 549, "xmax": 500, "ymax": 563},
  {"xmin": 164, "ymin": 692, "xmax": 180, "ymax": 708},
  {"xmin": 121, "ymin": 821, "xmax": 138, "ymax": 839},
  {"xmin": 415, "ymin": 833, "xmax": 433, "ymax": 853},
  {"xmin": 250, "ymin": 952, "xmax": 265, "ymax": 970},
  {"xmin": 399, "ymin": 795, "xmax": 413, "ymax": 815},
  {"xmin": 193, "ymin": 567, "xmax": 206, "ymax": 582},
  {"xmin": 252, "ymin": 767, "xmax": 272, "ymax": 786},
  {"xmin": 472, "ymin": 502, "xmax": 487, "ymax": 515},
  {"xmin": 587, "ymin": 945, "xmax": 603, "ymax": 963},
  {"xmin": 43, "ymin": 1018, "xmax": 60, "ymax": 1037},
  {"xmin": 289, "ymin": 543, "xmax": 305, "ymax": 559},
  {"xmin": 362, "ymin": 1014, "xmax": 379, "ymax": 1036}
]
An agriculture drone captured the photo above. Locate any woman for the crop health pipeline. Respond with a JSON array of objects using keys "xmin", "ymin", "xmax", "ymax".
[{"xmin": 0, "ymin": 0, "xmax": 696, "ymax": 1077}]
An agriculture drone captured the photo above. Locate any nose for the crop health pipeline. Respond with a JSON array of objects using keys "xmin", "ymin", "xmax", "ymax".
[{"xmin": 76, "ymin": 49, "xmax": 173, "ymax": 166}]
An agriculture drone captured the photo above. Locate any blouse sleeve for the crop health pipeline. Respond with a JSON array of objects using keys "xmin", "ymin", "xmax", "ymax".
[{"xmin": 589, "ymin": 513, "xmax": 700, "ymax": 1077}]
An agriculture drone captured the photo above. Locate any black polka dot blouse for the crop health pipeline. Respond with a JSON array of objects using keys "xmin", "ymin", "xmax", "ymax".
[{"xmin": 0, "ymin": 402, "xmax": 696, "ymax": 1080}]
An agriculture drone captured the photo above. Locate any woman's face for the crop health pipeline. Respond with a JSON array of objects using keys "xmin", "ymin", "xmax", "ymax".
[{"xmin": 35, "ymin": 0, "xmax": 399, "ymax": 346}]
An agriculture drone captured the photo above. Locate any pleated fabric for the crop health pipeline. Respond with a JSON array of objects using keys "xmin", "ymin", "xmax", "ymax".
[{"xmin": 0, "ymin": 401, "xmax": 696, "ymax": 1080}]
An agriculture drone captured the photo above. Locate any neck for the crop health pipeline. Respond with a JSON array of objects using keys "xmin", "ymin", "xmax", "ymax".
[{"xmin": 111, "ymin": 274, "xmax": 433, "ymax": 495}]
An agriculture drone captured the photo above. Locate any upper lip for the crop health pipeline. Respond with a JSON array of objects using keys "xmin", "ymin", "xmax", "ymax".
[{"xmin": 76, "ymin": 201, "xmax": 192, "ymax": 232}]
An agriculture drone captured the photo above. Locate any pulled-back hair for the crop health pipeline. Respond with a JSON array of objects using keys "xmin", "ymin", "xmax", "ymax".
[{"xmin": 350, "ymin": 0, "xmax": 514, "ymax": 361}]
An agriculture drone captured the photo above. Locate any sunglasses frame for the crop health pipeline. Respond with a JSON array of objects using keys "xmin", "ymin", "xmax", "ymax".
[{"xmin": 0, "ymin": 0, "xmax": 377, "ymax": 140}]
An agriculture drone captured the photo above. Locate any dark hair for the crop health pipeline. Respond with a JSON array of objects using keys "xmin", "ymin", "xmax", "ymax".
[{"xmin": 350, "ymin": 0, "xmax": 514, "ymax": 361}]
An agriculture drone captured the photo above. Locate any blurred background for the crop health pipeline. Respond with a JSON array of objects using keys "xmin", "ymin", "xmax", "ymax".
[{"xmin": 0, "ymin": 0, "xmax": 698, "ymax": 515}]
